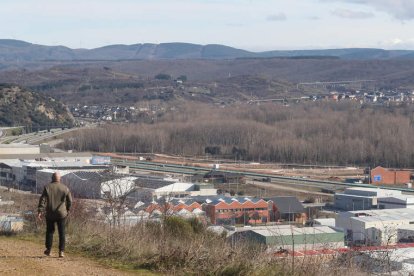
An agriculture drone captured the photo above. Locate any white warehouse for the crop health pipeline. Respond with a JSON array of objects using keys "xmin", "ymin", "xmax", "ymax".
[
  {"xmin": 334, "ymin": 187, "xmax": 402, "ymax": 211},
  {"xmin": 336, "ymin": 208, "xmax": 414, "ymax": 246},
  {"xmin": 378, "ymin": 195, "xmax": 414, "ymax": 209}
]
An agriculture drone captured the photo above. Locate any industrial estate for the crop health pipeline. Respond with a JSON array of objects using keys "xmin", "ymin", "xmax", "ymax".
[{"xmin": 2, "ymin": 138, "xmax": 414, "ymax": 274}]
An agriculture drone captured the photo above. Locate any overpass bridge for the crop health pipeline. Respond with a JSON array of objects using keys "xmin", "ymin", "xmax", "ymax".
[{"xmin": 297, "ymin": 80, "xmax": 376, "ymax": 89}]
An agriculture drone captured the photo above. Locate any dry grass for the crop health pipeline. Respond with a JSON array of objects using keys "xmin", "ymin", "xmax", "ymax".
[
  {"xmin": 0, "ymin": 188, "xmax": 374, "ymax": 276},
  {"xmin": 16, "ymin": 198, "xmax": 369, "ymax": 275},
  {"xmin": 24, "ymin": 216, "xmax": 366, "ymax": 275},
  {"xmin": 59, "ymin": 204, "xmax": 365, "ymax": 275}
]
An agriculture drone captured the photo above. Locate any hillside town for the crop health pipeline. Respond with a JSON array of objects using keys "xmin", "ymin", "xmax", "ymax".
[{"xmin": 69, "ymin": 87, "xmax": 414, "ymax": 123}]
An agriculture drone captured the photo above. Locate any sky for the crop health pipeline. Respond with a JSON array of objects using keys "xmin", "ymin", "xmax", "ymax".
[{"xmin": 1, "ymin": 0, "xmax": 414, "ymax": 51}]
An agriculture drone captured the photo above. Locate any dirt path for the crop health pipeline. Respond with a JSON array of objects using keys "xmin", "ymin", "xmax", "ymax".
[{"xmin": 0, "ymin": 237, "xmax": 146, "ymax": 275}]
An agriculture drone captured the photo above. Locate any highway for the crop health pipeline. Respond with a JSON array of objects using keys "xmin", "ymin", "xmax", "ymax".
[
  {"xmin": 0, "ymin": 131, "xmax": 39, "ymax": 144},
  {"xmin": 0, "ymin": 128, "xmax": 70, "ymax": 144},
  {"xmin": 110, "ymin": 158, "xmax": 414, "ymax": 194},
  {"xmin": 0, "ymin": 125, "xmax": 93, "ymax": 145},
  {"xmin": 24, "ymin": 128, "xmax": 79, "ymax": 144},
  {"xmin": 248, "ymin": 96, "xmax": 310, "ymax": 104},
  {"xmin": 0, "ymin": 127, "xmax": 23, "ymax": 141}
]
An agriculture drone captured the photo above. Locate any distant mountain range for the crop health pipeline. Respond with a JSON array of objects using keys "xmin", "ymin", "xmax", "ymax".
[{"xmin": 1, "ymin": 39, "xmax": 414, "ymax": 61}]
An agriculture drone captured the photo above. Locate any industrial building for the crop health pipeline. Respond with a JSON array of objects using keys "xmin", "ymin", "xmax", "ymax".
[
  {"xmin": 334, "ymin": 187, "xmax": 402, "ymax": 211},
  {"xmin": 40, "ymin": 170, "xmax": 213, "ymax": 200},
  {"xmin": 0, "ymin": 160, "xmax": 24, "ymax": 184},
  {"xmin": 145, "ymin": 199, "xmax": 204, "ymax": 218},
  {"xmin": 204, "ymin": 197, "xmax": 269, "ymax": 225},
  {"xmin": 313, "ymin": 218, "xmax": 336, "ymax": 227},
  {"xmin": 0, "ymin": 144, "xmax": 40, "ymax": 155},
  {"xmin": 370, "ymin": 166, "xmax": 411, "ymax": 185},
  {"xmin": 267, "ymin": 196, "xmax": 306, "ymax": 224},
  {"xmin": 36, "ymin": 168, "xmax": 109, "ymax": 193},
  {"xmin": 336, "ymin": 208, "xmax": 414, "ymax": 245},
  {"xmin": 153, "ymin": 182, "xmax": 217, "ymax": 198},
  {"xmin": 378, "ymin": 195, "xmax": 414, "ymax": 209},
  {"xmin": 37, "ymin": 170, "xmax": 118, "ymax": 198},
  {"xmin": 0, "ymin": 152, "xmax": 92, "ymax": 160},
  {"xmin": 230, "ymin": 225, "xmax": 345, "ymax": 250},
  {"xmin": 127, "ymin": 175, "xmax": 178, "ymax": 202},
  {"xmin": 58, "ymin": 172, "xmax": 173, "ymax": 199},
  {"xmin": 101, "ymin": 176, "xmax": 138, "ymax": 198},
  {"xmin": 0, "ymin": 154, "xmax": 108, "ymax": 191},
  {"xmin": 397, "ymin": 225, "xmax": 414, "ymax": 242}
]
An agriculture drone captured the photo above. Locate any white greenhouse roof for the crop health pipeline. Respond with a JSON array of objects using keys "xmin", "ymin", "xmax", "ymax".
[{"xmin": 155, "ymin": 182, "xmax": 194, "ymax": 193}]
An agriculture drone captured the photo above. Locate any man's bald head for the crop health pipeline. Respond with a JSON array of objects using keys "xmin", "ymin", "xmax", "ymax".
[{"xmin": 52, "ymin": 172, "xmax": 61, "ymax": 183}]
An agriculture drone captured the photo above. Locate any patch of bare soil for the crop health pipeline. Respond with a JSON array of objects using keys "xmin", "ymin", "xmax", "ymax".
[{"xmin": 0, "ymin": 237, "xmax": 138, "ymax": 276}]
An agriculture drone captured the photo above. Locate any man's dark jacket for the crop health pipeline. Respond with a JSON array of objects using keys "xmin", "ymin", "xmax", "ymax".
[{"xmin": 38, "ymin": 181, "xmax": 72, "ymax": 220}]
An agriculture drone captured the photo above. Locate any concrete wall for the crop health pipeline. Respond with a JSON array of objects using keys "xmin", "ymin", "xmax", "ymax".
[
  {"xmin": 343, "ymin": 217, "xmax": 411, "ymax": 245},
  {"xmin": 334, "ymin": 194, "xmax": 376, "ymax": 211},
  {"xmin": 378, "ymin": 197, "xmax": 414, "ymax": 209},
  {"xmin": 344, "ymin": 188, "xmax": 401, "ymax": 197}
]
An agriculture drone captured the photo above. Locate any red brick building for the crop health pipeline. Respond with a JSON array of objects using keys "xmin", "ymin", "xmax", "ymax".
[
  {"xmin": 145, "ymin": 200, "xmax": 202, "ymax": 214},
  {"xmin": 204, "ymin": 198, "xmax": 269, "ymax": 225},
  {"xmin": 370, "ymin": 166, "xmax": 411, "ymax": 185}
]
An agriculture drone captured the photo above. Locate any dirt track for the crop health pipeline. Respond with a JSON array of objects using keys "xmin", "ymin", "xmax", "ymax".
[{"xmin": 0, "ymin": 237, "xmax": 145, "ymax": 275}]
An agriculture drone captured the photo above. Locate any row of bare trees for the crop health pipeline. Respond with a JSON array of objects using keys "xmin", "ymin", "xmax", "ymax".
[{"xmin": 61, "ymin": 102, "xmax": 414, "ymax": 168}]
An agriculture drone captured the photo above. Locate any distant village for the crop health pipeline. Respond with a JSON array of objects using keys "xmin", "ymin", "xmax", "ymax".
[
  {"xmin": 310, "ymin": 88, "xmax": 414, "ymax": 104},
  {"xmin": 70, "ymin": 86, "xmax": 414, "ymax": 123},
  {"xmin": 69, "ymin": 104, "xmax": 167, "ymax": 123}
]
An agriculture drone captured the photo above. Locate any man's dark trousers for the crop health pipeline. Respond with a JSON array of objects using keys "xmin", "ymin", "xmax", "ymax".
[{"xmin": 45, "ymin": 218, "xmax": 66, "ymax": 251}]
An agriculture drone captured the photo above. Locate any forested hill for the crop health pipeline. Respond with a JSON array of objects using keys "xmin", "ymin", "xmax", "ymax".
[
  {"xmin": 2, "ymin": 39, "xmax": 414, "ymax": 61},
  {"xmin": 0, "ymin": 84, "xmax": 74, "ymax": 127}
]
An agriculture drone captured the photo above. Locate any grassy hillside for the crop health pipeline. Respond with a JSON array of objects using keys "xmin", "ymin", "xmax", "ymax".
[{"xmin": 0, "ymin": 84, "xmax": 74, "ymax": 127}]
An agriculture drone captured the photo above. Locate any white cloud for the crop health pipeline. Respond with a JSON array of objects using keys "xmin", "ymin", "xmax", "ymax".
[
  {"xmin": 332, "ymin": 0, "xmax": 414, "ymax": 20},
  {"xmin": 331, "ymin": 8, "xmax": 374, "ymax": 19}
]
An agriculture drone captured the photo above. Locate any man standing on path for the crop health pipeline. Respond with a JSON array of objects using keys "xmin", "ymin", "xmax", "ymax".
[{"xmin": 38, "ymin": 172, "xmax": 72, "ymax": 258}]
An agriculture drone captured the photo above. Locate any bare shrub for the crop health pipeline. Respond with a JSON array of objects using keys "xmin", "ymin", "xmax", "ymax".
[{"xmin": 61, "ymin": 102, "xmax": 414, "ymax": 168}]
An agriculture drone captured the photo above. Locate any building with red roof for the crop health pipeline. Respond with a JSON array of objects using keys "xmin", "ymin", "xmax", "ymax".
[{"xmin": 204, "ymin": 197, "xmax": 269, "ymax": 225}]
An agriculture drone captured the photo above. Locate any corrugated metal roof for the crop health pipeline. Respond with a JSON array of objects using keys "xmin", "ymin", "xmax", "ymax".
[
  {"xmin": 267, "ymin": 196, "xmax": 304, "ymax": 213},
  {"xmin": 0, "ymin": 152, "xmax": 92, "ymax": 159},
  {"xmin": 155, "ymin": 182, "xmax": 194, "ymax": 193},
  {"xmin": 249, "ymin": 226, "xmax": 339, "ymax": 237},
  {"xmin": 0, "ymin": 160, "xmax": 24, "ymax": 168},
  {"xmin": 346, "ymin": 208, "xmax": 414, "ymax": 216},
  {"xmin": 381, "ymin": 195, "xmax": 414, "ymax": 203},
  {"xmin": 0, "ymin": 144, "xmax": 38, "ymax": 148},
  {"xmin": 352, "ymin": 215, "xmax": 413, "ymax": 223}
]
